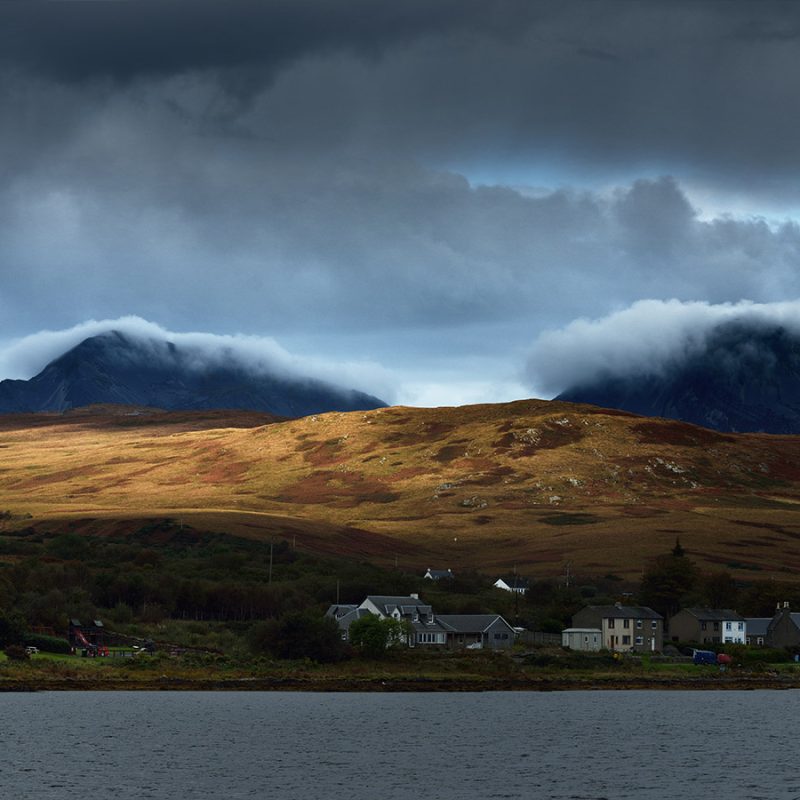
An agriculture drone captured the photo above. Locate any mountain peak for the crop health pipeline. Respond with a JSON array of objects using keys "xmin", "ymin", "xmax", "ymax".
[{"xmin": 0, "ymin": 332, "xmax": 386, "ymax": 417}]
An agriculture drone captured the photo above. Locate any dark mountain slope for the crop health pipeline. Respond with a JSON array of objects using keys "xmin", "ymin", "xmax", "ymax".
[
  {"xmin": 0, "ymin": 331, "xmax": 386, "ymax": 417},
  {"xmin": 556, "ymin": 322, "xmax": 800, "ymax": 433}
]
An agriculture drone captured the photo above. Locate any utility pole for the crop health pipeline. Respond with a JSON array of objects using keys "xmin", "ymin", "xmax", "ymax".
[{"xmin": 268, "ymin": 538, "xmax": 274, "ymax": 585}]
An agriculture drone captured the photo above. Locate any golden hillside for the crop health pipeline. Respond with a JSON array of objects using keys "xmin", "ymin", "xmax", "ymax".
[{"xmin": 3, "ymin": 400, "xmax": 800, "ymax": 580}]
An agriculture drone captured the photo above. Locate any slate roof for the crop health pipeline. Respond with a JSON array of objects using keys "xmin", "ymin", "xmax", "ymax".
[
  {"xmin": 409, "ymin": 619, "xmax": 450, "ymax": 635},
  {"xmin": 681, "ymin": 608, "xmax": 745, "ymax": 622},
  {"xmin": 325, "ymin": 605, "xmax": 372, "ymax": 633},
  {"xmin": 437, "ymin": 614, "xmax": 514, "ymax": 634},
  {"xmin": 745, "ymin": 618, "xmax": 771, "ymax": 637},
  {"xmin": 582, "ymin": 604, "xmax": 663, "ymax": 620},
  {"xmin": 362, "ymin": 596, "xmax": 432, "ymax": 616},
  {"xmin": 325, "ymin": 604, "xmax": 359, "ymax": 620}
]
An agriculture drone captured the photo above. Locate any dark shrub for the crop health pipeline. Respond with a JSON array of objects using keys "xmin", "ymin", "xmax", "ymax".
[
  {"xmin": 4, "ymin": 644, "xmax": 29, "ymax": 661},
  {"xmin": 23, "ymin": 633, "xmax": 71, "ymax": 654}
]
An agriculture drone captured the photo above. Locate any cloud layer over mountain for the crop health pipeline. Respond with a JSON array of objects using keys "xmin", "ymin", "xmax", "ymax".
[
  {"xmin": 526, "ymin": 299, "xmax": 800, "ymax": 397},
  {"xmin": 0, "ymin": 317, "xmax": 396, "ymax": 403}
]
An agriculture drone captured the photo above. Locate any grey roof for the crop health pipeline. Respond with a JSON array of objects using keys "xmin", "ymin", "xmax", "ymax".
[
  {"xmin": 325, "ymin": 604, "xmax": 359, "ymax": 620},
  {"xmin": 437, "ymin": 614, "xmax": 514, "ymax": 634},
  {"xmin": 745, "ymin": 618, "xmax": 771, "ymax": 637},
  {"xmin": 326, "ymin": 606, "xmax": 372, "ymax": 633},
  {"xmin": 409, "ymin": 619, "xmax": 450, "ymax": 634},
  {"xmin": 582, "ymin": 605, "xmax": 663, "ymax": 620},
  {"xmin": 680, "ymin": 608, "xmax": 745, "ymax": 622},
  {"xmin": 362, "ymin": 596, "xmax": 431, "ymax": 615},
  {"xmin": 766, "ymin": 611, "xmax": 800, "ymax": 631}
]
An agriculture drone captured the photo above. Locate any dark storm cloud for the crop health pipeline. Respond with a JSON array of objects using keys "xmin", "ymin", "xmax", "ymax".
[
  {"xmin": 2, "ymin": 1, "xmax": 800, "ymax": 405},
  {"xmin": 0, "ymin": 0, "xmax": 535, "ymax": 84},
  {"xmin": 4, "ymin": 2, "xmax": 800, "ymax": 188}
]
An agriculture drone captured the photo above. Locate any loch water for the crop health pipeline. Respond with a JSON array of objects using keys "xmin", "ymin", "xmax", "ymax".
[{"xmin": 0, "ymin": 690, "xmax": 796, "ymax": 799}]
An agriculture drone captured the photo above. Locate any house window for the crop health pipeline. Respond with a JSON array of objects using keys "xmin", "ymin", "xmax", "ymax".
[
  {"xmin": 713, "ymin": 622, "xmax": 719, "ymax": 631},
  {"xmin": 757, "ymin": 637, "xmax": 764, "ymax": 645},
  {"xmin": 636, "ymin": 620, "xmax": 642, "ymax": 629},
  {"xmin": 725, "ymin": 622, "xmax": 732, "ymax": 630},
  {"xmin": 701, "ymin": 622, "xmax": 707, "ymax": 631},
  {"xmin": 651, "ymin": 621, "xmax": 658, "ymax": 629},
  {"xmin": 635, "ymin": 636, "xmax": 643, "ymax": 645},
  {"xmin": 608, "ymin": 619, "xmax": 615, "ymax": 629},
  {"xmin": 622, "ymin": 635, "xmax": 631, "ymax": 645},
  {"xmin": 623, "ymin": 619, "xmax": 630, "ymax": 629},
  {"xmin": 738, "ymin": 622, "xmax": 744, "ymax": 630}
]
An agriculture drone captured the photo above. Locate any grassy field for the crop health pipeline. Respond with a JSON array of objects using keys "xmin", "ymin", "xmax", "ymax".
[
  {"xmin": 3, "ymin": 647, "xmax": 800, "ymax": 692},
  {"xmin": 3, "ymin": 400, "xmax": 800, "ymax": 579}
]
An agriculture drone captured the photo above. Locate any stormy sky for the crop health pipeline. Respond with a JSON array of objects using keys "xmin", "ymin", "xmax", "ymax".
[{"xmin": 2, "ymin": 1, "xmax": 800, "ymax": 405}]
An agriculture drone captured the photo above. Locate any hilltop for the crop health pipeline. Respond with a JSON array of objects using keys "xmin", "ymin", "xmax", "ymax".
[{"xmin": 3, "ymin": 399, "xmax": 800, "ymax": 579}]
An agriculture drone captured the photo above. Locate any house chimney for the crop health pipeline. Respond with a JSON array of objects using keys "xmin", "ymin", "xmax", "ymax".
[{"xmin": 785, "ymin": 601, "xmax": 790, "ymax": 609}]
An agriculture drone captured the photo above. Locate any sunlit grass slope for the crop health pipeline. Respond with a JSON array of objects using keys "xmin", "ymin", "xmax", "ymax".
[{"xmin": 3, "ymin": 400, "xmax": 800, "ymax": 579}]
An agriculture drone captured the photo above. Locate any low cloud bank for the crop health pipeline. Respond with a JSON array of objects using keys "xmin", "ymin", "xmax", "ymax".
[
  {"xmin": 0, "ymin": 317, "xmax": 396, "ymax": 403},
  {"xmin": 527, "ymin": 299, "xmax": 800, "ymax": 397}
]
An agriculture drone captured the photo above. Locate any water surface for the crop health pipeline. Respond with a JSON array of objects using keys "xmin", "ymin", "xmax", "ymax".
[{"xmin": 0, "ymin": 690, "xmax": 796, "ymax": 799}]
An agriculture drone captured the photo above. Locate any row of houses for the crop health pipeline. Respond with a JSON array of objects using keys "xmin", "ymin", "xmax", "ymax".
[
  {"xmin": 326, "ymin": 594, "xmax": 516, "ymax": 650},
  {"xmin": 563, "ymin": 602, "xmax": 800, "ymax": 653}
]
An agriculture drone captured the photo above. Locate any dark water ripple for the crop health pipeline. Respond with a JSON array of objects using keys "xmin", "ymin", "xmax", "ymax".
[{"xmin": 0, "ymin": 690, "xmax": 798, "ymax": 799}]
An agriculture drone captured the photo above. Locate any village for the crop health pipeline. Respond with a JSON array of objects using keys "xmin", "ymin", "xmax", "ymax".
[{"xmin": 324, "ymin": 566, "xmax": 800, "ymax": 658}]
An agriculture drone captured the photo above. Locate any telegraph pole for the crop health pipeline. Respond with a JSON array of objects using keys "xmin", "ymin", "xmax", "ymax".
[{"xmin": 268, "ymin": 538, "xmax": 274, "ymax": 585}]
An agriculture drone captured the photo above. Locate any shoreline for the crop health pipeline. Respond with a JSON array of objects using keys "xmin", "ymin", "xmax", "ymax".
[{"xmin": 3, "ymin": 673, "xmax": 800, "ymax": 692}]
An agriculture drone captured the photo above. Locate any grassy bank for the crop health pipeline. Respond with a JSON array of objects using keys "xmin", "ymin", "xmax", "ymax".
[{"xmin": 4, "ymin": 648, "xmax": 800, "ymax": 692}]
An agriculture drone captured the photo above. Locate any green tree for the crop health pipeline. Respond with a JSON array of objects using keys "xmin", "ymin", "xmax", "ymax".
[
  {"xmin": 639, "ymin": 553, "xmax": 697, "ymax": 620},
  {"xmin": 349, "ymin": 614, "xmax": 408, "ymax": 658},
  {"xmin": 248, "ymin": 612, "xmax": 346, "ymax": 663},
  {"xmin": 45, "ymin": 533, "xmax": 90, "ymax": 561},
  {"xmin": 700, "ymin": 571, "xmax": 739, "ymax": 609},
  {"xmin": 0, "ymin": 609, "xmax": 26, "ymax": 648}
]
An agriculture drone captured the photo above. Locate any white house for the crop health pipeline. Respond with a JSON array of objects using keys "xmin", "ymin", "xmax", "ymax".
[{"xmin": 493, "ymin": 576, "xmax": 529, "ymax": 594}]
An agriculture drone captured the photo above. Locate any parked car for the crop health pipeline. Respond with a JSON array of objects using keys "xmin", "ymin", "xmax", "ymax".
[
  {"xmin": 24, "ymin": 646, "xmax": 39, "ymax": 655},
  {"xmin": 692, "ymin": 649, "xmax": 717, "ymax": 665}
]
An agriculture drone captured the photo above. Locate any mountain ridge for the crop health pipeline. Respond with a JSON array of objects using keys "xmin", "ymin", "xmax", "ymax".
[
  {"xmin": 556, "ymin": 322, "xmax": 800, "ymax": 433},
  {"xmin": 0, "ymin": 330, "xmax": 386, "ymax": 417}
]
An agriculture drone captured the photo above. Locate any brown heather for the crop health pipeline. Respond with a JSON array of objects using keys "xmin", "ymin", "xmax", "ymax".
[{"xmin": 3, "ymin": 399, "xmax": 800, "ymax": 579}]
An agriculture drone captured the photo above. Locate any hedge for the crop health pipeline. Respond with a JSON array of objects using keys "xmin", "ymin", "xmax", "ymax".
[{"xmin": 23, "ymin": 633, "xmax": 72, "ymax": 654}]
